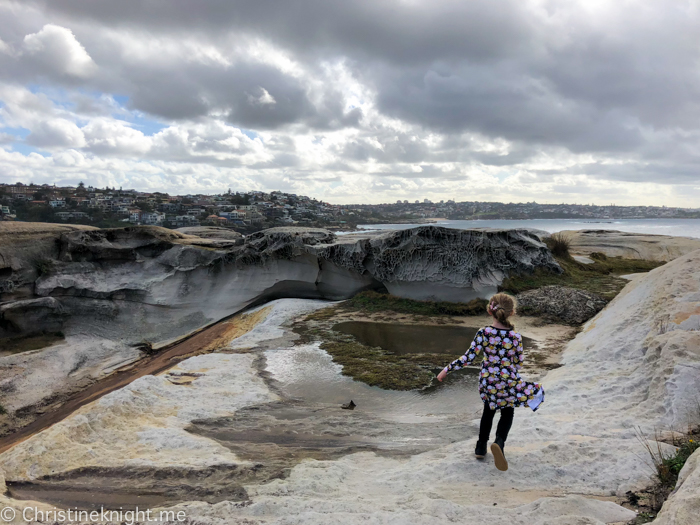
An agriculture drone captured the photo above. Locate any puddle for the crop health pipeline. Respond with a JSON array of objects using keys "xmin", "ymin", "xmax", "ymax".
[
  {"xmin": 332, "ymin": 321, "xmax": 536, "ymax": 355},
  {"xmin": 264, "ymin": 343, "xmax": 482, "ymax": 423}
]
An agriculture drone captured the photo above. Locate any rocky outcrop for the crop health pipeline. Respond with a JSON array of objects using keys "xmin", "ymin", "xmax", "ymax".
[
  {"xmin": 0, "ymin": 224, "xmax": 558, "ymax": 419},
  {"xmin": 0, "ymin": 222, "xmax": 96, "ymax": 298},
  {"xmin": 561, "ymin": 229, "xmax": 700, "ymax": 261},
  {"xmin": 337, "ymin": 227, "xmax": 561, "ymax": 302},
  {"xmin": 176, "ymin": 226, "xmax": 244, "ymax": 243},
  {"xmin": 516, "ymin": 285, "xmax": 608, "ymax": 324},
  {"xmin": 3, "ymin": 225, "xmax": 558, "ymax": 345}
]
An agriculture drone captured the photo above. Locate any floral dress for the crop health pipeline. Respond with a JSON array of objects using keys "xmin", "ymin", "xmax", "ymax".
[{"xmin": 443, "ymin": 326, "xmax": 544, "ymax": 411}]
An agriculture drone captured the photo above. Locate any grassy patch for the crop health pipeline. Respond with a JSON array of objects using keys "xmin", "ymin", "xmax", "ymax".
[
  {"xmin": 319, "ymin": 339, "xmax": 464, "ymax": 390},
  {"xmin": 628, "ymin": 421, "xmax": 700, "ymax": 521},
  {"xmin": 0, "ymin": 332, "xmax": 65, "ymax": 354},
  {"xmin": 340, "ymin": 290, "xmax": 488, "ymax": 316},
  {"xmin": 500, "ymin": 254, "xmax": 664, "ymax": 300},
  {"xmin": 638, "ymin": 429, "xmax": 700, "ymax": 489}
]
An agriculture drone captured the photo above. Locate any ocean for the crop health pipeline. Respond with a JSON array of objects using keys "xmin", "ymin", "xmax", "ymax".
[{"xmin": 356, "ymin": 218, "xmax": 700, "ymax": 239}]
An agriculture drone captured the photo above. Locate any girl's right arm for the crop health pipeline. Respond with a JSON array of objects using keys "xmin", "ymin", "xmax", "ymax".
[{"xmin": 437, "ymin": 328, "xmax": 484, "ymax": 381}]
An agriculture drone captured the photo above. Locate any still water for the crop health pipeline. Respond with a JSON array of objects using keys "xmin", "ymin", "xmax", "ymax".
[
  {"xmin": 264, "ymin": 338, "xmax": 482, "ymax": 422},
  {"xmin": 333, "ymin": 321, "xmax": 535, "ymax": 355}
]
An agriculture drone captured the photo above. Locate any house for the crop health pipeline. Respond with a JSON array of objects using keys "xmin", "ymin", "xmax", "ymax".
[
  {"xmin": 141, "ymin": 212, "xmax": 165, "ymax": 225},
  {"xmin": 175, "ymin": 215, "xmax": 199, "ymax": 227}
]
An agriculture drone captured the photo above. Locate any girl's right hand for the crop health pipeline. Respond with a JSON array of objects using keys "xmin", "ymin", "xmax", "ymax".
[{"xmin": 436, "ymin": 369, "xmax": 447, "ymax": 382}]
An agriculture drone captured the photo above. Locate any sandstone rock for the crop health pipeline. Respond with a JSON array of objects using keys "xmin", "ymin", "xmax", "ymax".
[
  {"xmin": 8, "ymin": 225, "xmax": 559, "ymax": 347},
  {"xmin": 0, "ymin": 297, "xmax": 66, "ymax": 337},
  {"xmin": 0, "ymin": 222, "xmax": 97, "ymax": 298},
  {"xmin": 561, "ymin": 229, "xmax": 700, "ymax": 261},
  {"xmin": 176, "ymin": 226, "xmax": 244, "ymax": 243},
  {"xmin": 0, "ymin": 225, "xmax": 558, "ymax": 419},
  {"xmin": 516, "ymin": 286, "xmax": 608, "ymax": 325}
]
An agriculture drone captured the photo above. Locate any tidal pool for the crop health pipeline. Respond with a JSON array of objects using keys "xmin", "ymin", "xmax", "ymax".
[
  {"xmin": 332, "ymin": 321, "xmax": 536, "ymax": 355},
  {"xmin": 264, "ymin": 342, "xmax": 482, "ymax": 423}
]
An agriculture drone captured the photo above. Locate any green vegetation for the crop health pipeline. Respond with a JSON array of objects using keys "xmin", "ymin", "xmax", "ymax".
[
  {"xmin": 0, "ymin": 404, "xmax": 6, "ymax": 415},
  {"xmin": 0, "ymin": 332, "xmax": 65, "ymax": 355},
  {"xmin": 546, "ymin": 232, "xmax": 572, "ymax": 258},
  {"xmin": 340, "ymin": 290, "xmax": 488, "ymax": 316},
  {"xmin": 296, "ymin": 300, "xmax": 473, "ymax": 390},
  {"xmin": 500, "ymin": 253, "xmax": 664, "ymax": 300},
  {"xmin": 32, "ymin": 256, "xmax": 54, "ymax": 276},
  {"xmin": 318, "ymin": 339, "xmax": 463, "ymax": 390},
  {"xmin": 630, "ymin": 418, "xmax": 700, "ymax": 520}
]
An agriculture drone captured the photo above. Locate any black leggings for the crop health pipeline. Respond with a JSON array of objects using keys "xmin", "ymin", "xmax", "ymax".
[{"xmin": 478, "ymin": 402, "xmax": 514, "ymax": 443}]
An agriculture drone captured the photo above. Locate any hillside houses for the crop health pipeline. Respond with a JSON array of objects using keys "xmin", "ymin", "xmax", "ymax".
[{"xmin": 2, "ymin": 181, "xmax": 699, "ymax": 228}]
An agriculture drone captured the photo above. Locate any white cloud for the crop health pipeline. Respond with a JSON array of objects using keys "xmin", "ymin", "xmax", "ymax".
[
  {"xmin": 23, "ymin": 24, "xmax": 96, "ymax": 78},
  {"xmin": 25, "ymin": 118, "xmax": 86, "ymax": 148},
  {"xmin": 247, "ymin": 87, "xmax": 276, "ymax": 106},
  {"xmin": 82, "ymin": 118, "xmax": 149, "ymax": 155}
]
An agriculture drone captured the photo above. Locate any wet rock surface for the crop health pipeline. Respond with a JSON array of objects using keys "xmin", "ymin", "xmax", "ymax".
[
  {"xmin": 6, "ymin": 464, "xmax": 254, "ymax": 510},
  {"xmin": 516, "ymin": 285, "xmax": 609, "ymax": 325},
  {"xmin": 188, "ymin": 400, "xmax": 474, "ymax": 466}
]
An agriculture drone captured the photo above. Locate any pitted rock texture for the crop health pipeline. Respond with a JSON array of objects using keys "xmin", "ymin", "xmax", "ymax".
[
  {"xmin": 516, "ymin": 286, "xmax": 608, "ymax": 325},
  {"xmin": 366, "ymin": 226, "xmax": 560, "ymax": 284}
]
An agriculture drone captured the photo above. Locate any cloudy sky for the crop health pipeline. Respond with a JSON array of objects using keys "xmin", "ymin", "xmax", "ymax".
[{"xmin": 1, "ymin": 0, "xmax": 699, "ymax": 205}]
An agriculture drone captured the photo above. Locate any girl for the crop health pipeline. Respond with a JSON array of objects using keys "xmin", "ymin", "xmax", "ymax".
[{"xmin": 437, "ymin": 293, "xmax": 544, "ymax": 472}]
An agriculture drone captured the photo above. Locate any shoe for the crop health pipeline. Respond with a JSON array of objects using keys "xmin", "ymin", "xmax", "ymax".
[
  {"xmin": 474, "ymin": 440, "xmax": 487, "ymax": 459},
  {"xmin": 491, "ymin": 437, "xmax": 508, "ymax": 471}
]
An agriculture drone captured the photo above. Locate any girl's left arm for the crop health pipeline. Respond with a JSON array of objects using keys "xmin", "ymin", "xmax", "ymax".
[{"xmin": 443, "ymin": 328, "xmax": 484, "ymax": 374}]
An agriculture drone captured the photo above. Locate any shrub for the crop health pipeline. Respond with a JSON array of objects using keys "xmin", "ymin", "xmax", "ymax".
[
  {"xmin": 545, "ymin": 232, "xmax": 572, "ymax": 258},
  {"xmin": 636, "ymin": 427, "xmax": 700, "ymax": 490},
  {"xmin": 0, "ymin": 404, "xmax": 6, "ymax": 415},
  {"xmin": 32, "ymin": 257, "xmax": 53, "ymax": 276}
]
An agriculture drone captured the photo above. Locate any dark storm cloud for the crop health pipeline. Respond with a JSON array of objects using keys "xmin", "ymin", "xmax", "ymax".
[{"xmin": 30, "ymin": 0, "xmax": 534, "ymax": 64}]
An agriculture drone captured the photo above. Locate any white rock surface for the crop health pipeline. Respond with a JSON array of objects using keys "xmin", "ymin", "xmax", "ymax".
[
  {"xmin": 0, "ymin": 335, "xmax": 139, "ymax": 413},
  {"xmin": 563, "ymin": 229, "xmax": 700, "ymax": 261},
  {"xmin": 0, "ymin": 353, "xmax": 277, "ymax": 478}
]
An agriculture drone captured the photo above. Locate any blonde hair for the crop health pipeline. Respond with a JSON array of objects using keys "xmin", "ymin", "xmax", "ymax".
[{"xmin": 487, "ymin": 293, "xmax": 517, "ymax": 330}]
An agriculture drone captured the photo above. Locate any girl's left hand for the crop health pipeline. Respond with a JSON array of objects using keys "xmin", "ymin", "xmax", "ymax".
[{"xmin": 436, "ymin": 369, "xmax": 447, "ymax": 382}]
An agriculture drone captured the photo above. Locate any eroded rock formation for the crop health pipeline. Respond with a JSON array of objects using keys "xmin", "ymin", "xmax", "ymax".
[
  {"xmin": 2, "ymin": 225, "xmax": 558, "ymax": 344},
  {"xmin": 0, "ymin": 224, "xmax": 558, "ymax": 424}
]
